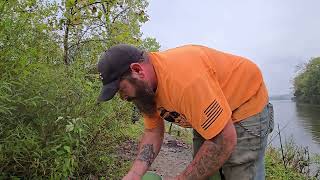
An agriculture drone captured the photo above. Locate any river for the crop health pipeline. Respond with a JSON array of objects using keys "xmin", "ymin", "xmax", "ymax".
[{"xmin": 269, "ymin": 100, "xmax": 320, "ymax": 154}]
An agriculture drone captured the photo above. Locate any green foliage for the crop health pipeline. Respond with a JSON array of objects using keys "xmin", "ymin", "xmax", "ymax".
[
  {"xmin": 265, "ymin": 149, "xmax": 308, "ymax": 180},
  {"xmin": 0, "ymin": 60, "xmax": 140, "ymax": 178},
  {"xmin": 166, "ymin": 123, "xmax": 193, "ymax": 145},
  {"xmin": 55, "ymin": 0, "xmax": 160, "ymax": 65},
  {"xmin": 140, "ymin": 37, "xmax": 161, "ymax": 52},
  {"xmin": 0, "ymin": 0, "xmax": 157, "ymax": 178},
  {"xmin": 265, "ymin": 138, "xmax": 320, "ymax": 180},
  {"xmin": 0, "ymin": 0, "xmax": 61, "ymax": 65},
  {"xmin": 294, "ymin": 57, "xmax": 320, "ymax": 104}
]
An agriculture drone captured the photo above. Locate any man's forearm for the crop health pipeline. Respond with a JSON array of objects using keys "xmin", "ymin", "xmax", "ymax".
[
  {"xmin": 137, "ymin": 144, "xmax": 156, "ymax": 166},
  {"xmin": 181, "ymin": 139, "xmax": 228, "ymax": 179},
  {"xmin": 130, "ymin": 142, "xmax": 160, "ymax": 176},
  {"xmin": 181, "ymin": 120, "xmax": 237, "ymax": 179},
  {"xmin": 129, "ymin": 125, "xmax": 164, "ymax": 176}
]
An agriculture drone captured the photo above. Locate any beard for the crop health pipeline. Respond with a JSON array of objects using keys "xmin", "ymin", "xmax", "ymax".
[{"xmin": 126, "ymin": 77, "xmax": 157, "ymax": 117}]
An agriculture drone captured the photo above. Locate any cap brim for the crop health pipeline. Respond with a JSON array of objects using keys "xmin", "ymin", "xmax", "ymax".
[{"xmin": 97, "ymin": 80, "xmax": 120, "ymax": 102}]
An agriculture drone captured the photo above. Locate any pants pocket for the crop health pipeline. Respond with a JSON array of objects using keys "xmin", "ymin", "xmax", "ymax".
[{"xmin": 236, "ymin": 105, "xmax": 270, "ymax": 151}]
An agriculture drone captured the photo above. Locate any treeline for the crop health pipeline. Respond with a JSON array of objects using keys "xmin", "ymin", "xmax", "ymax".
[
  {"xmin": 0, "ymin": 0, "xmax": 158, "ymax": 178},
  {"xmin": 294, "ymin": 57, "xmax": 320, "ymax": 105}
]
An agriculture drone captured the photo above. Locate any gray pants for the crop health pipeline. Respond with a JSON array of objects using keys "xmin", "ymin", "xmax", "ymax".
[{"xmin": 193, "ymin": 103, "xmax": 274, "ymax": 180}]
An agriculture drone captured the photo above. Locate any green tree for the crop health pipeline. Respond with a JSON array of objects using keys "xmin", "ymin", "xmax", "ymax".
[
  {"xmin": 0, "ymin": 0, "xmax": 159, "ymax": 178},
  {"xmin": 0, "ymin": 0, "xmax": 61, "ymax": 65},
  {"xmin": 294, "ymin": 57, "xmax": 320, "ymax": 104},
  {"xmin": 55, "ymin": 0, "xmax": 159, "ymax": 65},
  {"xmin": 140, "ymin": 37, "xmax": 161, "ymax": 51}
]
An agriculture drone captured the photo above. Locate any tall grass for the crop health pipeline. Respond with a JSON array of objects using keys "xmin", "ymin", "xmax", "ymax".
[{"xmin": 266, "ymin": 138, "xmax": 320, "ymax": 180}]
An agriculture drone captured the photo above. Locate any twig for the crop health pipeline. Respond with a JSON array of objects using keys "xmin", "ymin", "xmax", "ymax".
[
  {"xmin": 168, "ymin": 123, "xmax": 173, "ymax": 134},
  {"xmin": 112, "ymin": 7, "xmax": 129, "ymax": 23},
  {"xmin": 278, "ymin": 123, "xmax": 287, "ymax": 169},
  {"xmin": 268, "ymin": 120, "xmax": 291, "ymax": 146}
]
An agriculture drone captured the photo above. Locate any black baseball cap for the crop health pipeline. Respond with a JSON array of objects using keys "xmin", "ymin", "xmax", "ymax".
[{"xmin": 97, "ymin": 44, "xmax": 144, "ymax": 102}]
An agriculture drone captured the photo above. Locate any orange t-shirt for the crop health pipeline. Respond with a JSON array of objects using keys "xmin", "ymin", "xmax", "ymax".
[{"xmin": 144, "ymin": 45, "xmax": 269, "ymax": 140}]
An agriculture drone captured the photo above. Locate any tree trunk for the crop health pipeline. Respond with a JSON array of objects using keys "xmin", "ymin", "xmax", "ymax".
[{"xmin": 63, "ymin": 20, "xmax": 70, "ymax": 65}]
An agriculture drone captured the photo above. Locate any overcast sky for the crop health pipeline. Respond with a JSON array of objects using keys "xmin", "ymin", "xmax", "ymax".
[{"xmin": 141, "ymin": 0, "xmax": 320, "ymax": 96}]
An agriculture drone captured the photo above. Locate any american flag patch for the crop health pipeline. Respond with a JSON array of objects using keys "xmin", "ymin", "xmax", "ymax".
[{"xmin": 201, "ymin": 100, "xmax": 223, "ymax": 130}]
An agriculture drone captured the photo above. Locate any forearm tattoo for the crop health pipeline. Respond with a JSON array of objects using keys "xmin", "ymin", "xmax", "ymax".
[
  {"xmin": 182, "ymin": 134, "xmax": 228, "ymax": 179},
  {"xmin": 137, "ymin": 144, "xmax": 155, "ymax": 166}
]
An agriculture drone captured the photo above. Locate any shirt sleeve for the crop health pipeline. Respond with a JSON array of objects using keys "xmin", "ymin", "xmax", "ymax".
[
  {"xmin": 143, "ymin": 114, "xmax": 163, "ymax": 129},
  {"xmin": 180, "ymin": 74, "xmax": 232, "ymax": 139}
]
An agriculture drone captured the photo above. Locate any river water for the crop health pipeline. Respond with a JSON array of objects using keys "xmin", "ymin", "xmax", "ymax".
[{"xmin": 269, "ymin": 100, "xmax": 320, "ymax": 154}]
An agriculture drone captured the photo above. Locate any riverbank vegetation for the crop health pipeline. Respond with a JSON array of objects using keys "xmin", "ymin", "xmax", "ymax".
[
  {"xmin": 266, "ymin": 140, "xmax": 320, "ymax": 180},
  {"xmin": 294, "ymin": 57, "xmax": 320, "ymax": 105},
  {"xmin": 0, "ymin": 0, "xmax": 157, "ymax": 178}
]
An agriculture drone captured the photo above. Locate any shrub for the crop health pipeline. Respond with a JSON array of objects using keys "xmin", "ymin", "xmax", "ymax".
[{"xmin": 0, "ymin": 62, "xmax": 141, "ymax": 178}]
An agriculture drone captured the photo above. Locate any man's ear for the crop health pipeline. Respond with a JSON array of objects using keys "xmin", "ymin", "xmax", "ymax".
[{"xmin": 130, "ymin": 63, "xmax": 145, "ymax": 78}]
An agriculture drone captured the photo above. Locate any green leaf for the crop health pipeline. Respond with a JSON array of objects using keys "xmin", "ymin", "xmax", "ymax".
[
  {"xmin": 65, "ymin": 122, "xmax": 74, "ymax": 132},
  {"xmin": 66, "ymin": 0, "xmax": 75, "ymax": 8},
  {"xmin": 63, "ymin": 146, "xmax": 71, "ymax": 153},
  {"xmin": 97, "ymin": 11, "xmax": 102, "ymax": 19}
]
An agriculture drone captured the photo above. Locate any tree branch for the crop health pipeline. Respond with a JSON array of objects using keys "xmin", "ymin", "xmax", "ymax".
[{"xmin": 112, "ymin": 7, "xmax": 129, "ymax": 23}]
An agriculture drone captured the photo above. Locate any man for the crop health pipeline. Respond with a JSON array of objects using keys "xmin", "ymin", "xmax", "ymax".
[{"xmin": 97, "ymin": 44, "xmax": 274, "ymax": 180}]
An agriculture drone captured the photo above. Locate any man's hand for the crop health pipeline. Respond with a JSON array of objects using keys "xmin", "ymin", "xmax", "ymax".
[{"xmin": 122, "ymin": 171, "xmax": 142, "ymax": 180}]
